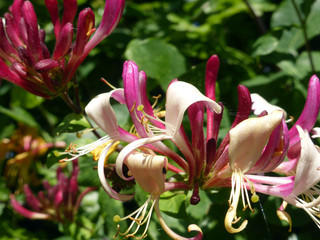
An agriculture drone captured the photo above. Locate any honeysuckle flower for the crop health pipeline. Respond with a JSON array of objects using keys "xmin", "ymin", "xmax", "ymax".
[
  {"xmin": 64, "ymin": 55, "xmax": 302, "ymax": 238},
  {"xmin": 10, "ymin": 159, "xmax": 95, "ymax": 222},
  {"xmin": 0, "ymin": 124, "xmax": 65, "ymax": 193},
  {"xmin": 0, "ymin": 0, "xmax": 124, "ymax": 98},
  {"xmin": 282, "ymin": 126, "xmax": 320, "ymax": 226},
  {"xmin": 249, "ymin": 75, "xmax": 320, "ymax": 230}
]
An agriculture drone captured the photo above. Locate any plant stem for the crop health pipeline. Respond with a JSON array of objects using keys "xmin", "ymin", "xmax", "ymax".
[
  {"xmin": 243, "ymin": 0, "xmax": 267, "ymax": 34},
  {"xmin": 83, "ymin": 114, "xmax": 101, "ymax": 139},
  {"xmin": 61, "ymin": 92, "xmax": 82, "ymax": 114},
  {"xmin": 291, "ymin": 0, "xmax": 315, "ymax": 74}
]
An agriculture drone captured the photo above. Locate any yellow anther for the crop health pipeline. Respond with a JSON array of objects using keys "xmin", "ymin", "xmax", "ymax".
[
  {"xmin": 130, "ymin": 102, "xmax": 136, "ymax": 113},
  {"xmin": 137, "ymin": 105, "xmax": 144, "ymax": 111},
  {"xmin": 91, "ymin": 141, "xmax": 119, "ymax": 162},
  {"xmin": 251, "ymin": 194, "xmax": 259, "ymax": 203},
  {"xmin": 114, "ymin": 215, "xmax": 121, "ymax": 222}
]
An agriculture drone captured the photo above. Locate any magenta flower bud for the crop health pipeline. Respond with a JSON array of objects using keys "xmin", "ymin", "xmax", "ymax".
[
  {"xmin": 22, "ymin": 1, "xmax": 42, "ymax": 63},
  {"xmin": 69, "ymin": 160, "xmax": 79, "ymax": 203},
  {"xmin": 10, "ymin": 0, "xmax": 24, "ymax": 30},
  {"xmin": 44, "ymin": 0, "xmax": 60, "ymax": 38},
  {"xmin": 18, "ymin": 16, "xmax": 28, "ymax": 45},
  {"xmin": 34, "ymin": 59, "xmax": 59, "ymax": 73},
  {"xmin": 54, "ymin": 189, "xmax": 64, "ymax": 207},
  {"xmin": 61, "ymin": 0, "xmax": 78, "ymax": 27},
  {"xmin": 0, "ymin": 18, "xmax": 18, "ymax": 58},
  {"xmin": 39, "ymin": 30, "xmax": 52, "ymax": 59},
  {"xmin": 72, "ymin": 8, "xmax": 95, "ymax": 58},
  {"xmin": 17, "ymin": 46, "xmax": 32, "ymax": 66},
  {"xmin": 10, "ymin": 195, "xmax": 49, "ymax": 220},
  {"xmin": 4, "ymin": 13, "xmax": 23, "ymax": 47},
  {"xmin": 11, "ymin": 62, "xmax": 27, "ymax": 78},
  {"xmin": 84, "ymin": 0, "xmax": 125, "ymax": 55},
  {"xmin": 0, "ymin": 58, "xmax": 21, "ymax": 83},
  {"xmin": 24, "ymin": 185, "xmax": 43, "ymax": 212},
  {"xmin": 230, "ymin": 85, "xmax": 252, "ymax": 128},
  {"xmin": 52, "ymin": 23, "xmax": 73, "ymax": 60}
]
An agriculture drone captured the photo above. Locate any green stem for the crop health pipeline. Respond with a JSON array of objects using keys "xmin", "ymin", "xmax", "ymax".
[
  {"xmin": 61, "ymin": 92, "xmax": 82, "ymax": 114},
  {"xmin": 243, "ymin": 0, "xmax": 267, "ymax": 34},
  {"xmin": 291, "ymin": 0, "xmax": 315, "ymax": 74},
  {"xmin": 83, "ymin": 114, "xmax": 101, "ymax": 139}
]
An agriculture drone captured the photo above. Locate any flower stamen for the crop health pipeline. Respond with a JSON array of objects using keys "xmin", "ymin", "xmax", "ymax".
[{"xmin": 113, "ymin": 196, "xmax": 157, "ymax": 239}]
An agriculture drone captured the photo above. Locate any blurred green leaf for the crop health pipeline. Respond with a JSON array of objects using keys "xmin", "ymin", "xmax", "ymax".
[
  {"xmin": 270, "ymin": 0, "xmax": 304, "ymax": 28},
  {"xmin": 296, "ymin": 51, "xmax": 320, "ymax": 75},
  {"xmin": 77, "ymin": 155, "xmax": 101, "ymax": 187},
  {"xmin": 55, "ymin": 114, "xmax": 90, "ymax": 135},
  {"xmin": 46, "ymin": 151, "xmax": 68, "ymax": 168},
  {"xmin": 277, "ymin": 60, "xmax": 305, "ymax": 79},
  {"xmin": 0, "ymin": 106, "xmax": 38, "ymax": 127},
  {"xmin": 241, "ymin": 72, "xmax": 286, "ymax": 87},
  {"xmin": 125, "ymin": 38, "xmax": 186, "ymax": 89},
  {"xmin": 207, "ymin": 0, "xmax": 246, "ymax": 25},
  {"xmin": 10, "ymin": 86, "xmax": 45, "ymax": 109},
  {"xmin": 252, "ymin": 34, "xmax": 278, "ymax": 57},
  {"xmin": 98, "ymin": 188, "xmax": 126, "ymax": 239},
  {"xmin": 306, "ymin": 0, "xmax": 320, "ymax": 39},
  {"xmin": 275, "ymin": 28, "xmax": 304, "ymax": 56}
]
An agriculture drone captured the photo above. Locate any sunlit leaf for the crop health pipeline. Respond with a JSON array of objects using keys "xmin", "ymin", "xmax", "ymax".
[
  {"xmin": 306, "ymin": 0, "xmax": 320, "ymax": 39},
  {"xmin": 252, "ymin": 35, "xmax": 278, "ymax": 57},
  {"xmin": 55, "ymin": 113, "xmax": 91, "ymax": 135},
  {"xmin": 125, "ymin": 38, "xmax": 186, "ymax": 89},
  {"xmin": 270, "ymin": 0, "xmax": 304, "ymax": 28},
  {"xmin": 159, "ymin": 191, "xmax": 188, "ymax": 218}
]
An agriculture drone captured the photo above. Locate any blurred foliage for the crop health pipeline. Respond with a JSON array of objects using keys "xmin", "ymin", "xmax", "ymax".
[{"xmin": 1, "ymin": 0, "xmax": 320, "ymax": 239}]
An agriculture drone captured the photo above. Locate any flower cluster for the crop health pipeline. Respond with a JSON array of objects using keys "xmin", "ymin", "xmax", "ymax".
[
  {"xmin": 0, "ymin": 124, "xmax": 65, "ymax": 193},
  {"xmin": 10, "ymin": 159, "xmax": 95, "ymax": 223},
  {"xmin": 0, "ymin": 0, "xmax": 124, "ymax": 98},
  {"xmin": 66, "ymin": 55, "xmax": 320, "ymax": 239}
]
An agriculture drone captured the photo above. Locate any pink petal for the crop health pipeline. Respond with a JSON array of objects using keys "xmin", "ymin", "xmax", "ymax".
[{"xmin": 289, "ymin": 75, "xmax": 320, "ymax": 146}]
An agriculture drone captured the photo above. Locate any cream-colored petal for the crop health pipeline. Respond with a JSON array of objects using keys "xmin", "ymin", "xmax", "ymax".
[
  {"xmin": 229, "ymin": 111, "xmax": 283, "ymax": 172},
  {"xmin": 85, "ymin": 89, "xmax": 124, "ymax": 139},
  {"xmin": 251, "ymin": 93, "xmax": 287, "ymax": 118},
  {"xmin": 165, "ymin": 81, "xmax": 221, "ymax": 137},
  {"xmin": 125, "ymin": 153, "xmax": 168, "ymax": 196},
  {"xmin": 291, "ymin": 126, "xmax": 320, "ymax": 196}
]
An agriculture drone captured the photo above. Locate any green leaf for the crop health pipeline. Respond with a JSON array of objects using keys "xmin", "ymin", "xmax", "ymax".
[
  {"xmin": 296, "ymin": 51, "xmax": 320, "ymax": 75},
  {"xmin": 0, "ymin": 106, "xmax": 38, "ymax": 127},
  {"xmin": 124, "ymin": 38, "xmax": 186, "ymax": 89},
  {"xmin": 98, "ymin": 188, "xmax": 126, "ymax": 239},
  {"xmin": 159, "ymin": 191, "xmax": 188, "ymax": 218},
  {"xmin": 77, "ymin": 155, "xmax": 101, "ymax": 187},
  {"xmin": 241, "ymin": 72, "xmax": 286, "ymax": 87},
  {"xmin": 46, "ymin": 151, "xmax": 68, "ymax": 168},
  {"xmin": 55, "ymin": 113, "xmax": 91, "ymax": 135},
  {"xmin": 275, "ymin": 28, "xmax": 304, "ymax": 56},
  {"xmin": 186, "ymin": 190, "xmax": 212, "ymax": 221},
  {"xmin": 277, "ymin": 60, "xmax": 305, "ymax": 79},
  {"xmin": 270, "ymin": 0, "xmax": 304, "ymax": 28},
  {"xmin": 252, "ymin": 34, "xmax": 278, "ymax": 57},
  {"xmin": 10, "ymin": 86, "xmax": 45, "ymax": 109},
  {"xmin": 306, "ymin": 0, "xmax": 320, "ymax": 39}
]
